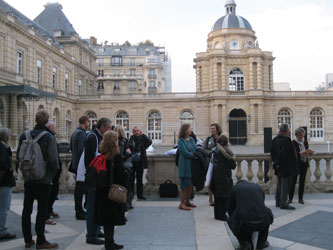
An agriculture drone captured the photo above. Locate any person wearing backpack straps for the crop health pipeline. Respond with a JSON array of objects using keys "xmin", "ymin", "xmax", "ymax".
[
  {"xmin": 17, "ymin": 110, "xmax": 59, "ymax": 249},
  {"xmin": 84, "ymin": 118, "xmax": 112, "ymax": 246}
]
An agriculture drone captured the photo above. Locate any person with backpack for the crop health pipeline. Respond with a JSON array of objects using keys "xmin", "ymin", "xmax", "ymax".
[
  {"xmin": 70, "ymin": 115, "xmax": 90, "ymax": 220},
  {"xmin": 17, "ymin": 110, "xmax": 59, "ymax": 249}
]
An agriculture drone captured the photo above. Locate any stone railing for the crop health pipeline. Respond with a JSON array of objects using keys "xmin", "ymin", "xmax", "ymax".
[{"xmin": 11, "ymin": 152, "xmax": 333, "ymax": 194}]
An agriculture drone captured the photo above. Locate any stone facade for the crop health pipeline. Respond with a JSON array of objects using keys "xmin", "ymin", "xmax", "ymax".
[{"xmin": 0, "ymin": 0, "xmax": 332, "ymax": 149}]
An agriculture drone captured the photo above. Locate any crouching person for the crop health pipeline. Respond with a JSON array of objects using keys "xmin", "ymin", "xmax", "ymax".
[
  {"xmin": 228, "ymin": 180, "xmax": 273, "ymax": 250},
  {"xmin": 93, "ymin": 131, "xmax": 126, "ymax": 250}
]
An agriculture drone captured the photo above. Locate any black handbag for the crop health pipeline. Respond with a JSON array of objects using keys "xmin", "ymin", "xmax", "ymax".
[{"xmin": 159, "ymin": 180, "xmax": 178, "ymax": 198}]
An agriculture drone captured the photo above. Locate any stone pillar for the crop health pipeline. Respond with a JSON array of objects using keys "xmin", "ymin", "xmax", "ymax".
[
  {"xmin": 9, "ymin": 95, "xmax": 18, "ymax": 147},
  {"xmin": 213, "ymin": 62, "xmax": 218, "ymax": 90},
  {"xmin": 249, "ymin": 61, "xmax": 254, "ymax": 89},
  {"xmin": 258, "ymin": 62, "xmax": 262, "ymax": 89},
  {"xmin": 221, "ymin": 59, "xmax": 226, "ymax": 90},
  {"xmin": 258, "ymin": 104, "xmax": 264, "ymax": 135},
  {"xmin": 222, "ymin": 104, "xmax": 228, "ymax": 135},
  {"xmin": 249, "ymin": 104, "xmax": 254, "ymax": 134}
]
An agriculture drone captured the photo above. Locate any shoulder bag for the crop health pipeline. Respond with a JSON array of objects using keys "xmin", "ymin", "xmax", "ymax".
[{"xmin": 108, "ymin": 160, "xmax": 127, "ymax": 204}]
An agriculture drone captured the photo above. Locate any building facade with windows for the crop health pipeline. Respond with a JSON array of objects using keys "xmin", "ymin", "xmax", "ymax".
[{"xmin": 0, "ymin": 0, "xmax": 332, "ymax": 148}]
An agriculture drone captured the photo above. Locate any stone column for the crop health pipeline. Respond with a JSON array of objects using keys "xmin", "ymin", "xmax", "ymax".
[
  {"xmin": 9, "ymin": 95, "xmax": 18, "ymax": 147},
  {"xmin": 249, "ymin": 104, "xmax": 254, "ymax": 134},
  {"xmin": 258, "ymin": 61, "xmax": 262, "ymax": 89},
  {"xmin": 221, "ymin": 59, "xmax": 226, "ymax": 90},
  {"xmin": 213, "ymin": 62, "xmax": 218, "ymax": 90},
  {"xmin": 222, "ymin": 104, "xmax": 228, "ymax": 135},
  {"xmin": 258, "ymin": 104, "xmax": 264, "ymax": 135},
  {"xmin": 249, "ymin": 61, "xmax": 254, "ymax": 89}
]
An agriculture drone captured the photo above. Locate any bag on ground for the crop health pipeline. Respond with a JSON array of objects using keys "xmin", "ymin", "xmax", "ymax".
[{"xmin": 159, "ymin": 180, "xmax": 178, "ymax": 198}]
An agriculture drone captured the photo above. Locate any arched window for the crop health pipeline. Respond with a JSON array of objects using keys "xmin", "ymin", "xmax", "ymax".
[
  {"xmin": 147, "ymin": 110, "xmax": 162, "ymax": 143},
  {"xmin": 310, "ymin": 108, "xmax": 324, "ymax": 141},
  {"xmin": 229, "ymin": 68, "xmax": 244, "ymax": 91},
  {"xmin": 65, "ymin": 111, "xmax": 72, "ymax": 140},
  {"xmin": 115, "ymin": 111, "xmax": 129, "ymax": 138},
  {"xmin": 179, "ymin": 110, "xmax": 194, "ymax": 128},
  {"xmin": 86, "ymin": 111, "xmax": 97, "ymax": 131},
  {"xmin": 278, "ymin": 108, "xmax": 292, "ymax": 131}
]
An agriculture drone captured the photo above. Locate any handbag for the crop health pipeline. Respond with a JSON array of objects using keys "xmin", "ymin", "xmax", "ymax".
[
  {"xmin": 159, "ymin": 180, "xmax": 178, "ymax": 198},
  {"xmin": 108, "ymin": 161, "xmax": 127, "ymax": 204}
]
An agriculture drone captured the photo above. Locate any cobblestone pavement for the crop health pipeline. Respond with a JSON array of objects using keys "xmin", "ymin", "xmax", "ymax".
[{"xmin": 2, "ymin": 192, "xmax": 333, "ymax": 250}]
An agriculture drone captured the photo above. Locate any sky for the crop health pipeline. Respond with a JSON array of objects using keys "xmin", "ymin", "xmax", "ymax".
[{"xmin": 6, "ymin": 0, "xmax": 333, "ymax": 92}]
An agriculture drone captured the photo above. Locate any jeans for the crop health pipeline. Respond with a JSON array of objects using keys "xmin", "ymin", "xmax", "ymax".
[
  {"xmin": 86, "ymin": 187, "xmax": 101, "ymax": 241},
  {"xmin": 130, "ymin": 162, "xmax": 143, "ymax": 196},
  {"xmin": 22, "ymin": 182, "xmax": 51, "ymax": 244},
  {"xmin": 275, "ymin": 176, "xmax": 292, "ymax": 207},
  {"xmin": 74, "ymin": 181, "xmax": 88, "ymax": 216},
  {"xmin": 0, "ymin": 186, "xmax": 12, "ymax": 236}
]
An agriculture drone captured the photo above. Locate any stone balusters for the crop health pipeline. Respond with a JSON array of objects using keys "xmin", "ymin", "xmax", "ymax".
[
  {"xmin": 314, "ymin": 159, "xmax": 322, "ymax": 183},
  {"xmin": 325, "ymin": 158, "xmax": 332, "ymax": 183},
  {"xmin": 257, "ymin": 160, "xmax": 265, "ymax": 184},
  {"xmin": 235, "ymin": 160, "xmax": 243, "ymax": 181},
  {"xmin": 246, "ymin": 160, "xmax": 254, "ymax": 182}
]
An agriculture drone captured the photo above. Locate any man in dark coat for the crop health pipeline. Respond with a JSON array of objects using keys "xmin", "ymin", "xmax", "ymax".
[
  {"xmin": 228, "ymin": 180, "xmax": 273, "ymax": 250},
  {"xmin": 70, "ymin": 115, "xmax": 90, "ymax": 220},
  {"xmin": 128, "ymin": 127, "xmax": 152, "ymax": 200},
  {"xmin": 270, "ymin": 123, "xmax": 298, "ymax": 210}
]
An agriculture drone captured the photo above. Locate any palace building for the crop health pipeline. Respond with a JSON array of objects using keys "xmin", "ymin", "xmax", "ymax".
[{"xmin": 0, "ymin": 0, "xmax": 332, "ymax": 148}]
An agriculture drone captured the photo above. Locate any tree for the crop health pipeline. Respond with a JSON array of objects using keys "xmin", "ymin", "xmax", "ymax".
[
  {"xmin": 139, "ymin": 39, "xmax": 154, "ymax": 46},
  {"xmin": 123, "ymin": 40, "xmax": 131, "ymax": 46}
]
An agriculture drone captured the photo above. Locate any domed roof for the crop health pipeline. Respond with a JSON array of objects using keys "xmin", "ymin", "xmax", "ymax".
[{"xmin": 212, "ymin": 0, "xmax": 253, "ymax": 31}]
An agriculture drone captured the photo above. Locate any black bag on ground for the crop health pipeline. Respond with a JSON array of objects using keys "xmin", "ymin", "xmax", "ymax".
[{"xmin": 159, "ymin": 180, "xmax": 178, "ymax": 198}]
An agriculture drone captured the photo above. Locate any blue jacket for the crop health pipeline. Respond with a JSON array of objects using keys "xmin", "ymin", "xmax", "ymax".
[{"xmin": 177, "ymin": 137, "xmax": 197, "ymax": 178}]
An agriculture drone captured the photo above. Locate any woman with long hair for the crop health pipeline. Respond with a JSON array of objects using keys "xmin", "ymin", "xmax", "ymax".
[
  {"xmin": 0, "ymin": 128, "xmax": 16, "ymax": 240},
  {"xmin": 210, "ymin": 135, "xmax": 236, "ymax": 221},
  {"xmin": 93, "ymin": 131, "xmax": 126, "ymax": 250},
  {"xmin": 177, "ymin": 123, "xmax": 197, "ymax": 211}
]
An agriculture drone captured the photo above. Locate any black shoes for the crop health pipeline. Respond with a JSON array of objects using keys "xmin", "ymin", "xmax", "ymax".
[
  {"xmin": 280, "ymin": 204, "xmax": 295, "ymax": 210},
  {"xmin": 257, "ymin": 241, "xmax": 270, "ymax": 249},
  {"xmin": 215, "ymin": 215, "xmax": 229, "ymax": 221},
  {"xmin": 137, "ymin": 195, "xmax": 146, "ymax": 200},
  {"xmin": 287, "ymin": 200, "xmax": 292, "ymax": 204},
  {"xmin": 0, "ymin": 233, "xmax": 16, "ymax": 240},
  {"xmin": 98, "ymin": 233, "xmax": 105, "ymax": 238},
  {"xmin": 113, "ymin": 242, "xmax": 124, "ymax": 249},
  {"xmin": 86, "ymin": 238, "xmax": 105, "ymax": 245},
  {"xmin": 299, "ymin": 199, "xmax": 305, "ymax": 204},
  {"xmin": 275, "ymin": 202, "xmax": 280, "ymax": 208},
  {"xmin": 76, "ymin": 213, "xmax": 86, "ymax": 220}
]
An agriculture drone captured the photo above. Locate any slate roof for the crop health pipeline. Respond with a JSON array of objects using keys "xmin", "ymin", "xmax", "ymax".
[
  {"xmin": 92, "ymin": 45, "xmax": 161, "ymax": 57},
  {"xmin": 212, "ymin": 14, "xmax": 252, "ymax": 31}
]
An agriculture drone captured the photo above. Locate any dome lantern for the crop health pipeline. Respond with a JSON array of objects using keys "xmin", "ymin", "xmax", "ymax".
[{"xmin": 225, "ymin": 0, "xmax": 236, "ymax": 15}]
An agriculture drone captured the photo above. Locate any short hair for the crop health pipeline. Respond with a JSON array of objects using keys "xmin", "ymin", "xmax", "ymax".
[
  {"xmin": 211, "ymin": 123, "xmax": 222, "ymax": 136},
  {"xmin": 35, "ymin": 110, "xmax": 49, "ymax": 126},
  {"xmin": 96, "ymin": 117, "xmax": 111, "ymax": 129},
  {"xmin": 217, "ymin": 134, "xmax": 229, "ymax": 146},
  {"xmin": 0, "ymin": 128, "xmax": 11, "ymax": 147},
  {"xmin": 79, "ymin": 115, "xmax": 89, "ymax": 124},
  {"xmin": 295, "ymin": 127, "xmax": 305, "ymax": 136},
  {"xmin": 279, "ymin": 123, "xmax": 289, "ymax": 133},
  {"xmin": 132, "ymin": 126, "xmax": 139, "ymax": 132},
  {"xmin": 178, "ymin": 123, "xmax": 191, "ymax": 139},
  {"xmin": 114, "ymin": 125, "xmax": 126, "ymax": 139}
]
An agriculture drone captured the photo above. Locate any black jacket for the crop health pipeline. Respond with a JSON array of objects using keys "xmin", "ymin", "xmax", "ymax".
[
  {"xmin": 192, "ymin": 149, "xmax": 208, "ymax": 192},
  {"xmin": 270, "ymin": 134, "xmax": 298, "ymax": 177},
  {"xmin": 94, "ymin": 154, "xmax": 126, "ymax": 226},
  {"xmin": 84, "ymin": 128, "xmax": 103, "ymax": 169},
  {"xmin": 17, "ymin": 125, "xmax": 59, "ymax": 184},
  {"xmin": 0, "ymin": 144, "xmax": 15, "ymax": 187},
  {"xmin": 228, "ymin": 181, "xmax": 273, "ymax": 235},
  {"xmin": 128, "ymin": 134, "xmax": 152, "ymax": 169},
  {"xmin": 210, "ymin": 147, "xmax": 236, "ymax": 198},
  {"xmin": 70, "ymin": 126, "xmax": 87, "ymax": 172}
]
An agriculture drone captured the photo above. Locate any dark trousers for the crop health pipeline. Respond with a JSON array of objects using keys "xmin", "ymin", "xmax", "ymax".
[
  {"xmin": 22, "ymin": 182, "xmax": 51, "ymax": 244},
  {"xmin": 275, "ymin": 176, "xmax": 292, "ymax": 207},
  {"xmin": 214, "ymin": 196, "xmax": 228, "ymax": 220},
  {"xmin": 48, "ymin": 170, "xmax": 60, "ymax": 215},
  {"xmin": 104, "ymin": 225, "xmax": 115, "ymax": 250},
  {"xmin": 74, "ymin": 181, "xmax": 88, "ymax": 216},
  {"xmin": 289, "ymin": 165, "xmax": 308, "ymax": 201},
  {"xmin": 130, "ymin": 162, "xmax": 143, "ymax": 197},
  {"xmin": 236, "ymin": 223, "xmax": 270, "ymax": 250},
  {"xmin": 86, "ymin": 187, "xmax": 101, "ymax": 241}
]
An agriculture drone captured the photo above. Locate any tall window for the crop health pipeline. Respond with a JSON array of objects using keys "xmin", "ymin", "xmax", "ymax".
[
  {"xmin": 149, "ymin": 68, "xmax": 156, "ymax": 77},
  {"xmin": 130, "ymin": 81, "xmax": 136, "ymax": 91},
  {"xmin": 114, "ymin": 82, "xmax": 120, "ymax": 90},
  {"xmin": 78, "ymin": 79, "xmax": 82, "ymax": 95},
  {"xmin": 130, "ymin": 58, "xmax": 136, "ymax": 66},
  {"xmin": 147, "ymin": 110, "xmax": 162, "ymax": 143},
  {"xmin": 53, "ymin": 108, "xmax": 60, "ymax": 132},
  {"xmin": 115, "ymin": 111, "xmax": 129, "ymax": 138},
  {"xmin": 278, "ymin": 108, "xmax": 292, "ymax": 131},
  {"xmin": 52, "ymin": 67, "xmax": 57, "ymax": 88},
  {"xmin": 65, "ymin": 111, "xmax": 72, "ymax": 139},
  {"xmin": 86, "ymin": 111, "xmax": 97, "ymax": 131},
  {"xmin": 98, "ymin": 70, "xmax": 104, "ymax": 77},
  {"xmin": 97, "ymin": 81, "xmax": 104, "ymax": 91},
  {"xmin": 65, "ymin": 73, "xmax": 69, "ymax": 92},
  {"xmin": 17, "ymin": 51, "xmax": 23, "ymax": 74},
  {"xmin": 97, "ymin": 58, "xmax": 104, "ymax": 67},
  {"xmin": 130, "ymin": 69, "xmax": 136, "ymax": 76},
  {"xmin": 114, "ymin": 70, "xmax": 120, "ymax": 77},
  {"xmin": 112, "ymin": 56, "xmax": 122, "ymax": 66},
  {"xmin": 149, "ymin": 81, "xmax": 156, "ymax": 87},
  {"xmin": 310, "ymin": 108, "xmax": 324, "ymax": 141},
  {"xmin": 229, "ymin": 68, "xmax": 244, "ymax": 91},
  {"xmin": 36, "ymin": 60, "xmax": 42, "ymax": 83},
  {"xmin": 179, "ymin": 110, "xmax": 194, "ymax": 128}
]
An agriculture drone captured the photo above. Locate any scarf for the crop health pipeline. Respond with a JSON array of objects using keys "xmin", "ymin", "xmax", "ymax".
[
  {"xmin": 216, "ymin": 143, "xmax": 235, "ymax": 160},
  {"xmin": 296, "ymin": 137, "xmax": 306, "ymax": 162}
]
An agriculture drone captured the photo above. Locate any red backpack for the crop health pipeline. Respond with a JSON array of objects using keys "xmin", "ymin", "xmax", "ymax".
[{"xmin": 85, "ymin": 154, "xmax": 108, "ymax": 189}]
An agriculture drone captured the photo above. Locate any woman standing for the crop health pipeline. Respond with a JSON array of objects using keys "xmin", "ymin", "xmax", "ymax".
[
  {"xmin": 289, "ymin": 127, "xmax": 313, "ymax": 204},
  {"xmin": 177, "ymin": 124, "xmax": 197, "ymax": 211},
  {"xmin": 210, "ymin": 135, "xmax": 236, "ymax": 221},
  {"xmin": 93, "ymin": 131, "xmax": 126, "ymax": 250},
  {"xmin": 0, "ymin": 128, "xmax": 16, "ymax": 240},
  {"xmin": 203, "ymin": 123, "xmax": 222, "ymax": 206}
]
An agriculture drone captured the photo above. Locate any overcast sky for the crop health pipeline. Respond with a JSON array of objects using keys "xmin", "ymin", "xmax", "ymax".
[{"xmin": 7, "ymin": 0, "xmax": 333, "ymax": 92}]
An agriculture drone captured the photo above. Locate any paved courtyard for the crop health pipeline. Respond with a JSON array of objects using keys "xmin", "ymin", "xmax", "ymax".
[{"xmin": 1, "ymin": 192, "xmax": 333, "ymax": 250}]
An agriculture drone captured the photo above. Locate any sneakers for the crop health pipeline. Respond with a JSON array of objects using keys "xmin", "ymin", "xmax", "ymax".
[
  {"xmin": 25, "ymin": 240, "xmax": 35, "ymax": 249},
  {"xmin": 36, "ymin": 241, "xmax": 58, "ymax": 249}
]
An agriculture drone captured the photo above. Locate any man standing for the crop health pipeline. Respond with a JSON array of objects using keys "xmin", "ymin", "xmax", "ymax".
[
  {"xmin": 70, "ymin": 115, "xmax": 89, "ymax": 220},
  {"xmin": 83, "ymin": 118, "xmax": 112, "ymax": 245},
  {"xmin": 270, "ymin": 123, "xmax": 298, "ymax": 210},
  {"xmin": 228, "ymin": 180, "xmax": 273, "ymax": 250},
  {"xmin": 18, "ymin": 110, "xmax": 59, "ymax": 249},
  {"xmin": 129, "ymin": 127, "xmax": 152, "ymax": 200}
]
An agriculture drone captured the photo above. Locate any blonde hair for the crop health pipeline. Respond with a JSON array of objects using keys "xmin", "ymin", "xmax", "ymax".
[
  {"xmin": 99, "ymin": 131, "xmax": 120, "ymax": 160},
  {"xmin": 114, "ymin": 125, "xmax": 126, "ymax": 139},
  {"xmin": 0, "ymin": 128, "xmax": 11, "ymax": 147}
]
